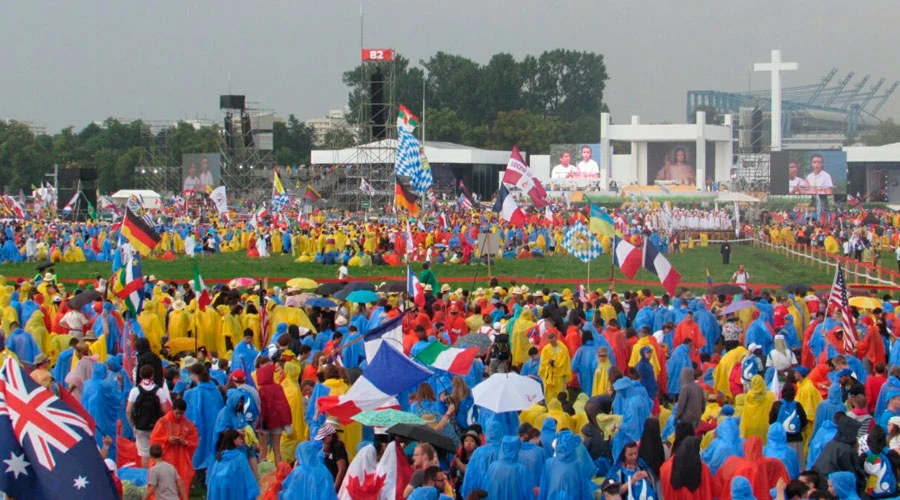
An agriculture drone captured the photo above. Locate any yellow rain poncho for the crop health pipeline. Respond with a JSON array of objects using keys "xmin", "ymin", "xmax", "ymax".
[
  {"xmin": 739, "ymin": 375, "xmax": 774, "ymax": 444},
  {"xmin": 538, "ymin": 341, "xmax": 571, "ymax": 403},
  {"xmin": 167, "ymin": 308, "xmax": 192, "ymax": 341},
  {"xmin": 24, "ymin": 311, "xmax": 51, "ymax": 355},
  {"xmin": 137, "ymin": 309, "xmax": 164, "ymax": 353},
  {"xmin": 267, "ymin": 305, "xmax": 317, "ymax": 340},
  {"xmin": 546, "ymin": 399, "xmax": 573, "ymax": 432},
  {"xmin": 796, "ymin": 376, "xmax": 823, "ymax": 445},
  {"xmin": 511, "ymin": 309, "xmax": 536, "ymax": 367},
  {"xmin": 714, "ymin": 346, "xmax": 747, "ymax": 400},
  {"xmin": 519, "ymin": 403, "xmax": 548, "ymax": 430},
  {"xmin": 279, "ymin": 362, "xmax": 307, "ymax": 460},
  {"xmin": 592, "ymin": 358, "xmax": 612, "ymax": 397}
]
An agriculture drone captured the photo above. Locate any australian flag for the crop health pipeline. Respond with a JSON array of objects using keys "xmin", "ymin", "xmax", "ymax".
[{"xmin": 0, "ymin": 357, "xmax": 118, "ymax": 498}]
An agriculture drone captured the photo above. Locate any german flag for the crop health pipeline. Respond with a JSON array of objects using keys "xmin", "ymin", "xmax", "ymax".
[
  {"xmin": 121, "ymin": 208, "xmax": 161, "ymax": 256},
  {"xmin": 305, "ymin": 184, "xmax": 321, "ymax": 202},
  {"xmin": 394, "ymin": 181, "xmax": 419, "ymax": 217}
]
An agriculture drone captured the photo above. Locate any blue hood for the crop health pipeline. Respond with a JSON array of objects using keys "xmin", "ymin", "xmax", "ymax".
[{"xmin": 499, "ymin": 436, "xmax": 520, "ymax": 461}]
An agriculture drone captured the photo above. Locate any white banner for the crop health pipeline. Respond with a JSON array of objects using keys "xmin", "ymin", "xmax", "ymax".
[{"xmin": 209, "ymin": 186, "xmax": 228, "ymax": 215}]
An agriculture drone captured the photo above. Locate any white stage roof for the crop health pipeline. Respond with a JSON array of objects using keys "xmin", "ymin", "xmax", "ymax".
[{"xmin": 845, "ymin": 142, "xmax": 900, "ymax": 163}]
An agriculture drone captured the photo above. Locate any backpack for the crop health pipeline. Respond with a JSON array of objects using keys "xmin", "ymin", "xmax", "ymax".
[
  {"xmin": 132, "ymin": 385, "xmax": 162, "ymax": 431},
  {"xmin": 493, "ymin": 333, "xmax": 511, "ymax": 361},
  {"xmin": 777, "ymin": 400, "xmax": 801, "ymax": 435}
]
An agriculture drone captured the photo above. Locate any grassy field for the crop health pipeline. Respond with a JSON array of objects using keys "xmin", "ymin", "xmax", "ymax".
[{"xmin": 0, "ymin": 243, "xmax": 843, "ymax": 292}]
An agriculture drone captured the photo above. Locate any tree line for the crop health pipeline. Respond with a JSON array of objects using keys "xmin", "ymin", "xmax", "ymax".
[{"xmin": 342, "ymin": 49, "xmax": 610, "ymax": 154}]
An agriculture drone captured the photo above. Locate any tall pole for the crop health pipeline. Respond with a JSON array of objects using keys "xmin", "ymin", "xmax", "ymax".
[{"xmin": 421, "ymin": 70, "xmax": 426, "ymax": 145}]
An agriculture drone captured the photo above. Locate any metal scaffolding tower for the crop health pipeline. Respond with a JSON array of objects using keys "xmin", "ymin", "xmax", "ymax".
[
  {"xmin": 218, "ymin": 100, "xmax": 276, "ymax": 201},
  {"xmin": 135, "ymin": 121, "xmax": 180, "ymax": 194}
]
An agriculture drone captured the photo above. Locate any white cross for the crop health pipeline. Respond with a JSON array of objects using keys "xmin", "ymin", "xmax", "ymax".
[{"xmin": 753, "ymin": 49, "xmax": 798, "ymax": 151}]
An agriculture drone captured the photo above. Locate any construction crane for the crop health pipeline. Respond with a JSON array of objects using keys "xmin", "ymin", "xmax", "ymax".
[
  {"xmin": 841, "ymin": 74, "xmax": 870, "ymax": 111},
  {"xmin": 869, "ymin": 81, "xmax": 898, "ymax": 116},
  {"xmin": 824, "ymin": 72, "xmax": 854, "ymax": 107}
]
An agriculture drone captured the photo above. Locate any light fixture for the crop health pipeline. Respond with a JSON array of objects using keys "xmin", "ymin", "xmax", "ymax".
[
  {"xmin": 239, "ymin": 164, "xmax": 244, "ymax": 169},
  {"xmin": 249, "ymin": 164, "xmax": 254, "ymax": 169},
  {"xmin": 153, "ymin": 168, "xmax": 158, "ymax": 174},
  {"xmin": 141, "ymin": 168, "xmax": 146, "ymax": 174}
]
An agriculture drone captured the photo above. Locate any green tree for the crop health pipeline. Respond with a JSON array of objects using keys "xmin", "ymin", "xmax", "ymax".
[
  {"xmin": 342, "ymin": 54, "xmax": 424, "ymax": 137},
  {"xmin": 422, "ymin": 107, "xmax": 467, "ymax": 144},
  {"xmin": 323, "ymin": 127, "xmax": 357, "ymax": 149},
  {"xmin": 484, "ymin": 109, "xmax": 564, "ymax": 153},
  {"xmin": 521, "ymin": 49, "xmax": 608, "ymax": 122},
  {"xmin": 864, "ymin": 118, "xmax": 900, "ymax": 146},
  {"xmin": 273, "ymin": 114, "xmax": 314, "ymax": 165},
  {"xmin": 477, "ymin": 53, "xmax": 525, "ymax": 122},
  {"xmin": 422, "ymin": 52, "xmax": 482, "ymax": 124}
]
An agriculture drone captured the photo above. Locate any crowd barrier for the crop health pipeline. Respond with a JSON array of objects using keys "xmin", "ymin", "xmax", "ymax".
[{"xmin": 752, "ymin": 238, "xmax": 900, "ymax": 288}]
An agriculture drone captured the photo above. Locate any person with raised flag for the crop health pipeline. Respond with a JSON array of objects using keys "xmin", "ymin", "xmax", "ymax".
[
  {"xmin": 493, "ymin": 184, "xmax": 526, "ymax": 228},
  {"xmin": 502, "ymin": 145, "xmax": 548, "ymax": 207}
]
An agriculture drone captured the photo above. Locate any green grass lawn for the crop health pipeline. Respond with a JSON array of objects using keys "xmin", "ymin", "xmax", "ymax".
[{"xmin": 0, "ymin": 243, "xmax": 843, "ymax": 292}]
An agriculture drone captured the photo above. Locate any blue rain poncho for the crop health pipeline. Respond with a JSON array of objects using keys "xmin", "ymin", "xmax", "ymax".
[
  {"xmin": 779, "ymin": 314, "xmax": 801, "ymax": 350},
  {"xmin": 537, "ymin": 430, "xmax": 594, "ymax": 500},
  {"xmin": 207, "ymin": 448, "xmax": 260, "ymax": 500},
  {"xmin": 652, "ymin": 306, "xmax": 675, "ymax": 333},
  {"xmin": 829, "ymin": 471, "xmax": 862, "ymax": 500},
  {"xmin": 539, "ymin": 417, "xmax": 558, "ymax": 460},
  {"xmin": 611, "ymin": 377, "xmax": 652, "ymax": 460},
  {"xmin": 518, "ymin": 440, "xmax": 545, "ymax": 491},
  {"xmin": 6, "ymin": 328, "xmax": 39, "ymax": 363},
  {"xmin": 665, "ymin": 344, "xmax": 692, "ymax": 397},
  {"xmin": 702, "ymin": 417, "xmax": 743, "ymax": 475},
  {"xmin": 184, "ymin": 380, "xmax": 225, "ymax": 471},
  {"xmin": 461, "ymin": 419, "xmax": 504, "ymax": 497},
  {"xmin": 633, "ymin": 305, "xmax": 656, "ymax": 332},
  {"xmin": 744, "ymin": 317, "xmax": 774, "ymax": 355},
  {"xmin": 231, "ymin": 338, "xmax": 259, "ymax": 383},
  {"xmin": 807, "ymin": 420, "xmax": 838, "ymax": 467},
  {"xmin": 280, "ymin": 441, "xmax": 337, "ymax": 500},
  {"xmin": 730, "ymin": 476, "xmax": 757, "ymax": 500},
  {"xmin": 214, "ymin": 389, "xmax": 248, "ymax": 438},
  {"xmin": 814, "ymin": 383, "xmax": 845, "ymax": 435},
  {"xmin": 571, "ymin": 339, "xmax": 600, "ymax": 396},
  {"xmin": 486, "ymin": 437, "xmax": 531, "ymax": 500},
  {"xmin": 693, "ymin": 302, "xmax": 721, "ymax": 355},
  {"xmin": 81, "ymin": 363, "xmax": 119, "ymax": 459},
  {"xmin": 636, "ymin": 347, "xmax": 658, "ymax": 400},
  {"xmin": 106, "ymin": 355, "xmax": 134, "ymax": 440},
  {"xmin": 764, "ymin": 423, "xmax": 800, "ymax": 479}
]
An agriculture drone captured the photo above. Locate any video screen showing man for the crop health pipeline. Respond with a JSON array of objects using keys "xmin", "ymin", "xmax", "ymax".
[
  {"xmin": 788, "ymin": 161, "xmax": 809, "ymax": 194},
  {"xmin": 198, "ymin": 157, "xmax": 214, "ymax": 192},
  {"xmin": 804, "ymin": 153, "xmax": 833, "ymax": 195},
  {"xmin": 551, "ymin": 150, "xmax": 577, "ymax": 179},
  {"xmin": 654, "ymin": 146, "xmax": 695, "ymax": 185},
  {"xmin": 183, "ymin": 164, "xmax": 200, "ymax": 193},
  {"xmin": 575, "ymin": 145, "xmax": 600, "ymax": 179}
]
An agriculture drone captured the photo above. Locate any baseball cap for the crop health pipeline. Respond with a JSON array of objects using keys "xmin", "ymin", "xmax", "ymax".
[
  {"xmin": 889, "ymin": 416, "xmax": 900, "ymax": 428},
  {"xmin": 230, "ymin": 369, "xmax": 246, "ymax": 383}
]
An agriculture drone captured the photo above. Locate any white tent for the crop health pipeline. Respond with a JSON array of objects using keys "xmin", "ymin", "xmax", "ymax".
[
  {"xmin": 109, "ymin": 189, "xmax": 162, "ymax": 209},
  {"xmin": 716, "ymin": 192, "xmax": 761, "ymax": 203}
]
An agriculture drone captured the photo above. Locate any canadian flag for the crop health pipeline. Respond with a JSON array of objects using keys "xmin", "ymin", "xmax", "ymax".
[
  {"xmin": 502, "ymin": 146, "xmax": 548, "ymax": 207},
  {"xmin": 493, "ymin": 185, "xmax": 526, "ymax": 227}
]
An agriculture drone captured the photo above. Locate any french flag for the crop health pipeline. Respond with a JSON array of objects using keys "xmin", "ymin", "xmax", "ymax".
[
  {"xmin": 643, "ymin": 241, "xmax": 682, "ymax": 295},
  {"xmin": 493, "ymin": 184, "xmax": 526, "ymax": 227},
  {"xmin": 406, "ymin": 266, "xmax": 425, "ymax": 309},
  {"xmin": 363, "ymin": 313, "xmax": 406, "ymax": 364},
  {"xmin": 319, "ymin": 342, "xmax": 432, "ymax": 424},
  {"xmin": 613, "ymin": 236, "xmax": 642, "ymax": 279}
]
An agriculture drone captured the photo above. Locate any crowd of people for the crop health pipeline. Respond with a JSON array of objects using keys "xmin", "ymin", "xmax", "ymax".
[{"xmin": 2, "ymin": 253, "xmax": 900, "ymax": 499}]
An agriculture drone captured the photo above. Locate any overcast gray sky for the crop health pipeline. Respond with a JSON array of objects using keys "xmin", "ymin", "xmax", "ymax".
[{"xmin": 2, "ymin": 1, "xmax": 897, "ymax": 133}]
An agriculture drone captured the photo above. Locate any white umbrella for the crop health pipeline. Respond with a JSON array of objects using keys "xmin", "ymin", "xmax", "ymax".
[{"xmin": 471, "ymin": 372, "xmax": 544, "ymax": 413}]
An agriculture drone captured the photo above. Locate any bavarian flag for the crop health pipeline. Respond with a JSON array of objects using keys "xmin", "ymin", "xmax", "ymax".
[
  {"xmin": 394, "ymin": 180, "xmax": 419, "ymax": 217},
  {"xmin": 121, "ymin": 208, "xmax": 160, "ymax": 256}
]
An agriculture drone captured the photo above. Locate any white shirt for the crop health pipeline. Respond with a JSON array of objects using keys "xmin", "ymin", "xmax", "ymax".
[
  {"xmin": 789, "ymin": 176, "xmax": 809, "ymax": 192},
  {"xmin": 183, "ymin": 175, "xmax": 199, "ymax": 192},
  {"xmin": 806, "ymin": 170, "xmax": 833, "ymax": 189},
  {"xmin": 61, "ymin": 310, "xmax": 89, "ymax": 338},
  {"xmin": 338, "ymin": 265, "xmax": 349, "ymax": 279},
  {"xmin": 127, "ymin": 380, "xmax": 168, "ymax": 405},
  {"xmin": 895, "ymin": 247, "xmax": 900, "ymax": 261},
  {"xmin": 575, "ymin": 159, "xmax": 600, "ymax": 178},
  {"xmin": 551, "ymin": 164, "xmax": 577, "ymax": 179},
  {"xmin": 198, "ymin": 171, "xmax": 214, "ymax": 189},
  {"xmin": 733, "ymin": 271, "xmax": 749, "ymax": 286}
]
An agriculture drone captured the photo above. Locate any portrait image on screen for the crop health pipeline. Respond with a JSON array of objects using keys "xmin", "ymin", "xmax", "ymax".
[
  {"xmin": 646, "ymin": 142, "xmax": 716, "ymax": 187},
  {"xmin": 549, "ymin": 144, "xmax": 602, "ymax": 180},
  {"xmin": 773, "ymin": 150, "xmax": 846, "ymax": 195},
  {"xmin": 182, "ymin": 153, "xmax": 222, "ymax": 194}
]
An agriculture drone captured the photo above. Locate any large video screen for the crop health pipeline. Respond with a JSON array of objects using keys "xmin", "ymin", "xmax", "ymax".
[
  {"xmin": 770, "ymin": 150, "xmax": 847, "ymax": 195},
  {"xmin": 645, "ymin": 142, "xmax": 715, "ymax": 187},
  {"xmin": 548, "ymin": 144, "xmax": 603, "ymax": 180},
  {"xmin": 182, "ymin": 153, "xmax": 222, "ymax": 194}
]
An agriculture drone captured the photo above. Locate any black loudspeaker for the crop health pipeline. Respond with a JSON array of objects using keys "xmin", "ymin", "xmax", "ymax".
[
  {"xmin": 58, "ymin": 168, "xmax": 80, "ymax": 189},
  {"xmin": 224, "ymin": 113, "xmax": 235, "ymax": 154},
  {"xmin": 81, "ymin": 189, "xmax": 97, "ymax": 211},
  {"xmin": 241, "ymin": 112, "xmax": 254, "ymax": 148},
  {"xmin": 58, "ymin": 188, "xmax": 75, "ymax": 210},
  {"xmin": 751, "ymin": 108, "xmax": 763, "ymax": 153},
  {"xmin": 220, "ymin": 95, "xmax": 246, "ymax": 110},
  {"xmin": 370, "ymin": 70, "xmax": 386, "ymax": 140},
  {"xmin": 79, "ymin": 168, "xmax": 97, "ymax": 182}
]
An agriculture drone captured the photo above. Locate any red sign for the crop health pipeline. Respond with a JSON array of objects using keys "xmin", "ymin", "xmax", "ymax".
[{"xmin": 361, "ymin": 49, "xmax": 395, "ymax": 62}]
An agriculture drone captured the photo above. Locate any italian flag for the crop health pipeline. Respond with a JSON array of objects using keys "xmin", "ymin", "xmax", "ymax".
[
  {"xmin": 414, "ymin": 342, "xmax": 479, "ymax": 376},
  {"xmin": 194, "ymin": 264, "xmax": 211, "ymax": 311}
]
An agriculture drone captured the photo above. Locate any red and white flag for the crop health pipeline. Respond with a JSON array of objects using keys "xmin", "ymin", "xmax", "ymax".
[
  {"xmin": 502, "ymin": 146, "xmax": 548, "ymax": 207},
  {"xmin": 613, "ymin": 236, "xmax": 643, "ymax": 279},
  {"xmin": 827, "ymin": 263, "xmax": 858, "ymax": 352}
]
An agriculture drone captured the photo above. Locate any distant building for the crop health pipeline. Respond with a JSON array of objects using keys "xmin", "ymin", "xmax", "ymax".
[{"xmin": 307, "ymin": 108, "xmax": 351, "ymax": 146}]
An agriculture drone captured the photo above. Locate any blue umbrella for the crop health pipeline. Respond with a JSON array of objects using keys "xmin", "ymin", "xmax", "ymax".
[
  {"xmin": 306, "ymin": 297, "xmax": 338, "ymax": 308},
  {"xmin": 346, "ymin": 290, "xmax": 379, "ymax": 303}
]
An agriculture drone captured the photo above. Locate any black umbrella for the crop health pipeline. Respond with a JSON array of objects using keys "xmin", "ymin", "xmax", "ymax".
[
  {"xmin": 333, "ymin": 288, "xmax": 351, "ymax": 301},
  {"xmin": 67, "ymin": 289, "xmax": 102, "ymax": 310},
  {"xmin": 315, "ymin": 282, "xmax": 345, "ymax": 296},
  {"xmin": 782, "ymin": 283, "xmax": 811, "ymax": 295},
  {"xmin": 709, "ymin": 284, "xmax": 745, "ymax": 296},
  {"xmin": 387, "ymin": 423, "xmax": 456, "ymax": 453},
  {"xmin": 379, "ymin": 282, "xmax": 407, "ymax": 293},
  {"xmin": 342, "ymin": 281, "xmax": 376, "ymax": 293},
  {"xmin": 35, "ymin": 262, "xmax": 54, "ymax": 272}
]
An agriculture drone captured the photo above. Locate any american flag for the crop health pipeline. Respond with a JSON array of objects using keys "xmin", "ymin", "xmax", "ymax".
[
  {"xmin": 457, "ymin": 193, "xmax": 473, "ymax": 210},
  {"xmin": 827, "ymin": 263, "xmax": 858, "ymax": 352}
]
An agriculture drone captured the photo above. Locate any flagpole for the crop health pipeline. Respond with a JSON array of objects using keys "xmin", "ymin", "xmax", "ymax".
[
  {"xmin": 587, "ymin": 260, "xmax": 591, "ymax": 291},
  {"xmin": 610, "ymin": 250, "xmax": 615, "ymax": 293}
]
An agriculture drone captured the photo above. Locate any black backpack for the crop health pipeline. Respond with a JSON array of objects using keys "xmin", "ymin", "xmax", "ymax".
[
  {"xmin": 132, "ymin": 385, "xmax": 162, "ymax": 431},
  {"xmin": 493, "ymin": 333, "xmax": 511, "ymax": 361}
]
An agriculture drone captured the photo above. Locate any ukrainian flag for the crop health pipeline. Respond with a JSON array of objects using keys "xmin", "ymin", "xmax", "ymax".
[{"xmin": 589, "ymin": 204, "xmax": 616, "ymax": 237}]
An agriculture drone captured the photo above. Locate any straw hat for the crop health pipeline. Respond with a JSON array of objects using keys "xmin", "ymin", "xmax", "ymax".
[
  {"xmin": 510, "ymin": 287, "xmax": 522, "ymax": 295},
  {"xmin": 172, "ymin": 299, "xmax": 187, "ymax": 311},
  {"xmin": 335, "ymin": 316, "xmax": 348, "ymax": 326},
  {"xmin": 474, "ymin": 287, "xmax": 485, "ymax": 296},
  {"xmin": 424, "ymin": 284, "xmax": 434, "ymax": 292},
  {"xmin": 533, "ymin": 291, "xmax": 544, "ymax": 298},
  {"xmin": 440, "ymin": 284, "xmax": 452, "ymax": 293}
]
